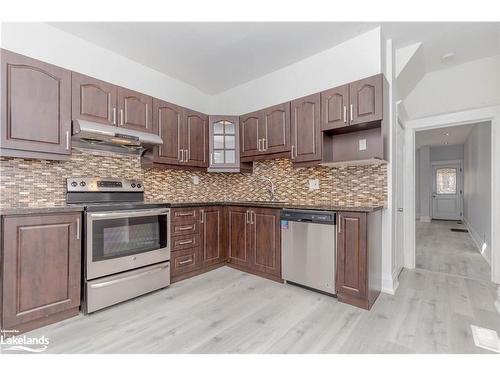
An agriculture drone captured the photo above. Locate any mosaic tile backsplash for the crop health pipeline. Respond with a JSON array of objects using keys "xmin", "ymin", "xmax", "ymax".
[{"xmin": 0, "ymin": 149, "xmax": 387, "ymax": 209}]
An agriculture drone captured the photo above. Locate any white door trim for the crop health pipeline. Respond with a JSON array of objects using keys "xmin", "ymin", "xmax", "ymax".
[
  {"xmin": 402, "ymin": 105, "xmax": 500, "ymax": 285},
  {"xmin": 430, "ymin": 159, "xmax": 463, "ymax": 220}
]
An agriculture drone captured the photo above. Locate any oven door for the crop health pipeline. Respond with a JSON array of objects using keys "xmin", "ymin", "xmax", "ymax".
[{"xmin": 86, "ymin": 208, "xmax": 170, "ymax": 280}]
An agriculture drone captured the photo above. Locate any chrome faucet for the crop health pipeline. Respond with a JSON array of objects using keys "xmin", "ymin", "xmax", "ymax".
[{"xmin": 258, "ymin": 176, "xmax": 276, "ymax": 202}]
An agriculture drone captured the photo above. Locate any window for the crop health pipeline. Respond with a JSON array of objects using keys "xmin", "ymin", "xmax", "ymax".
[{"xmin": 436, "ymin": 167, "xmax": 457, "ymax": 194}]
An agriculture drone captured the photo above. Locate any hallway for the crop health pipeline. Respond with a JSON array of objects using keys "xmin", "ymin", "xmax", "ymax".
[{"xmin": 416, "ymin": 220, "xmax": 491, "ymax": 282}]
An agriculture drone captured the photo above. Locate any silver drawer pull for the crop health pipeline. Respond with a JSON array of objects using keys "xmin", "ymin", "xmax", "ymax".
[
  {"xmin": 178, "ymin": 239, "xmax": 194, "ymax": 245},
  {"xmin": 177, "ymin": 225, "xmax": 194, "ymax": 231},
  {"xmin": 89, "ymin": 265, "xmax": 169, "ymax": 288},
  {"xmin": 178, "ymin": 258, "xmax": 193, "ymax": 265},
  {"xmin": 176, "ymin": 212, "xmax": 194, "ymax": 217}
]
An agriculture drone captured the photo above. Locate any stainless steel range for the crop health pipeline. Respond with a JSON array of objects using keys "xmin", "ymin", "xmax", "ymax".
[{"xmin": 67, "ymin": 178, "xmax": 170, "ymax": 313}]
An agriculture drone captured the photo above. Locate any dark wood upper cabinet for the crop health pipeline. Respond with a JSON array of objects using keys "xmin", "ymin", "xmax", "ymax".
[
  {"xmin": 261, "ymin": 102, "xmax": 290, "ymax": 154},
  {"xmin": 200, "ymin": 206, "xmax": 226, "ymax": 267},
  {"xmin": 72, "ymin": 72, "xmax": 117, "ymax": 126},
  {"xmin": 250, "ymin": 207, "xmax": 281, "ymax": 277},
  {"xmin": 184, "ymin": 109, "xmax": 208, "ymax": 167},
  {"xmin": 1, "ymin": 212, "xmax": 81, "ymax": 332},
  {"xmin": 240, "ymin": 112, "xmax": 261, "ymax": 157},
  {"xmin": 321, "ymin": 84, "xmax": 349, "ymax": 131},
  {"xmin": 227, "ymin": 206, "xmax": 252, "ymax": 268},
  {"xmin": 152, "ymin": 98, "xmax": 183, "ymax": 165},
  {"xmin": 290, "ymin": 93, "xmax": 321, "ymax": 163},
  {"xmin": 349, "ymin": 74, "xmax": 383, "ymax": 126},
  {"xmin": 117, "ymin": 87, "xmax": 153, "ymax": 133},
  {"xmin": 208, "ymin": 115, "xmax": 241, "ymax": 172},
  {"xmin": 0, "ymin": 49, "xmax": 71, "ymax": 159}
]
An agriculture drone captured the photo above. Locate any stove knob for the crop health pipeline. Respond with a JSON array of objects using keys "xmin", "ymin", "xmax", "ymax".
[
  {"xmin": 71, "ymin": 181, "xmax": 77, "ymax": 187},
  {"xmin": 131, "ymin": 183, "xmax": 136, "ymax": 188},
  {"xmin": 80, "ymin": 181, "xmax": 86, "ymax": 187},
  {"xmin": 137, "ymin": 183, "xmax": 142, "ymax": 188}
]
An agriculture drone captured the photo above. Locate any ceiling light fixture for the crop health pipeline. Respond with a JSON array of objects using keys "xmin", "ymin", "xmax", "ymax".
[{"xmin": 441, "ymin": 52, "xmax": 456, "ymax": 63}]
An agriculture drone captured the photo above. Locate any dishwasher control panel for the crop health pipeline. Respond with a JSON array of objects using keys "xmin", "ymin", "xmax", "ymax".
[{"xmin": 281, "ymin": 209, "xmax": 336, "ymax": 224}]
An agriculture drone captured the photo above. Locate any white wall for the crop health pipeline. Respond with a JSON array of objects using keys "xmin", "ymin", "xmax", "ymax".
[
  {"xmin": 464, "ymin": 122, "xmax": 492, "ymax": 263},
  {"xmin": 0, "ymin": 23, "xmax": 212, "ymax": 113},
  {"xmin": 404, "ymin": 55, "xmax": 500, "ymax": 120},
  {"xmin": 430, "ymin": 144, "xmax": 464, "ymax": 161},
  {"xmin": 211, "ymin": 28, "xmax": 383, "ymax": 114},
  {"xmin": 415, "ymin": 148, "xmax": 421, "ymax": 218}
]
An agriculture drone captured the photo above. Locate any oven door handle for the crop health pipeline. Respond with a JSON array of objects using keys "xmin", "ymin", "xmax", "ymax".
[
  {"xmin": 88, "ymin": 208, "xmax": 170, "ymax": 220},
  {"xmin": 89, "ymin": 264, "xmax": 170, "ymax": 289}
]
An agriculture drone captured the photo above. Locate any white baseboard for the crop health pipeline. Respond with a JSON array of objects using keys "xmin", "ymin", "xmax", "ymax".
[
  {"xmin": 463, "ymin": 218, "xmax": 491, "ymax": 265},
  {"xmin": 495, "ymin": 287, "xmax": 500, "ymax": 316},
  {"xmin": 381, "ymin": 268, "xmax": 400, "ymax": 295},
  {"xmin": 419, "ymin": 216, "xmax": 431, "ymax": 223}
]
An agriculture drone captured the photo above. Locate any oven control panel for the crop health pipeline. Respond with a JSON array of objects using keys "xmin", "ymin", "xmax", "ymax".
[{"xmin": 66, "ymin": 178, "xmax": 144, "ymax": 192}]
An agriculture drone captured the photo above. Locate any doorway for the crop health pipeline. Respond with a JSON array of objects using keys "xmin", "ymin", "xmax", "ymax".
[{"xmin": 431, "ymin": 160, "xmax": 463, "ymax": 220}]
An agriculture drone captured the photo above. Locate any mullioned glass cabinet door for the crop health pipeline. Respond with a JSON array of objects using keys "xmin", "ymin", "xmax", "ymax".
[{"xmin": 208, "ymin": 115, "xmax": 241, "ymax": 172}]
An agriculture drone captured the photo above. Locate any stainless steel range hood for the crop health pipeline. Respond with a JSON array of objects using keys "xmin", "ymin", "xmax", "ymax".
[{"xmin": 72, "ymin": 120, "xmax": 163, "ymax": 155}]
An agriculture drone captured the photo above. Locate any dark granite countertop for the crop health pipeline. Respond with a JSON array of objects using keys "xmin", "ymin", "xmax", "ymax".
[
  {"xmin": 149, "ymin": 201, "xmax": 384, "ymax": 212},
  {"xmin": 0, "ymin": 205, "xmax": 85, "ymax": 216}
]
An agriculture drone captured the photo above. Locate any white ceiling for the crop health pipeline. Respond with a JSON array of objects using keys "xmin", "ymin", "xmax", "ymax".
[
  {"xmin": 49, "ymin": 22, "xmax": 499, "ymax": 95},
  {"xmin": 415, "ymin": 122, "xmax": 488, "ymax": 148}
]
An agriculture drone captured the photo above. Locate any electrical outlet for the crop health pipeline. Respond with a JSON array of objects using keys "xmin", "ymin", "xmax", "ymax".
[
  {"xmin": 359, "ymin": 138, "xmax": 367, "ymax": 151},
  {"xmin": 309, "ymin": 179, "xmax": 320, "ymax": 191},
  {"xmin": 192, "ymin": 176, "xmax": 199, "ymax": 185}
]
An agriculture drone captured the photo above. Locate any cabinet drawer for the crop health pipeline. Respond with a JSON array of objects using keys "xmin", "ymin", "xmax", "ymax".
[
  {"xmin": 172, "ymin": 233, "xmax": 200, "ymax": 251},
  {"xmin": 172, "ymin": 208, "xmax": 198, "ymax": 222},
  {"xmin": 171, "ymin": 248, "xmax": 201, "ymax": 276},
  {"xmin": 172, "ymin": 221, "xmax": 199, "ymax": 236}
]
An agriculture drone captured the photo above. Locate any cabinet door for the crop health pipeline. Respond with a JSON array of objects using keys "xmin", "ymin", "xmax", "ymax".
[
  {"xmin": 0, "ymin": 49, "xmax": 71, "ymax": 156},
  {"xmin": 336, "ymin": 212, "xmax": 367, "ymax": 300},
  {"xmin": 261, "ymin": 102, "xmax": 290, "ymax": 154},
  {"xmin": 2, "ymin": 213, "xmax": 81, "ymax": 329},
  {"xmin": 152, "ymin": 98, "xmax": 183, "ymax": 165},
  {"xmin": 227, "ymin": 206, "xmax": 252, "ymax": 268},
  {"xmin": 290, "ymin": 93, "xmax": 321, "ymax": 163},
  {"xmin": 349, "ymin": 74, "xmax": 383, "ymax": 126},
  {"xmin": 184, "ymin": 109, "xmax": 208, "ymax": 167},
  {"xmin": 117, "ymin": 87, "xmax": 153, "ymax": 133},
  {"xmin": 240, "ymin": 111, "xmax": 261, "ymax": 157},
  {"xmin": 200, "ymin": 206, "xmax": 226, "ymax": 267},
  {"xmin": 72, "ymin": 72, "xmax": 117, "ymax": 126},
  {"xmin": 321, "ymin": 84, "xmax": 349, "ymax": 130},
  {"xmin": 208, "ymin": 115, "xmax": 239, "ymax": 171},
  {"xmin": 250, "ymin": 208, "xmax": 281, "ymax": 277}
]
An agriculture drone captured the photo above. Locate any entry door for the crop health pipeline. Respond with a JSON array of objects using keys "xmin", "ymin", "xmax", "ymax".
[{"xmin": 432, "ymin": 162, "xmax": 463, "ymax": 220}]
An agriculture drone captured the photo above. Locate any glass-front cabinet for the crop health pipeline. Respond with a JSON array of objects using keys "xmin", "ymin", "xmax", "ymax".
[{"xmin": 208, "ymin": 115, "xmax": 242, "ymax": 172}]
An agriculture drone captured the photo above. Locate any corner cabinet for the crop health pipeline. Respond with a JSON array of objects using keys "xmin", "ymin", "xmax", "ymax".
[
  {"xmin": 1, "ymin": 212, "xmax": 82, "ymax": 333},
  {"xmin": 0, "ymin": 49, "xmax": 72, "ymax": 160},
  {"xmin": 336, "ymin": 210, "xmax": 382, "ymax": 310}
]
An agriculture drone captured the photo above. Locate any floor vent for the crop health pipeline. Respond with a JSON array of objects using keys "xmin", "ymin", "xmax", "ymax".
[
  {"xmin": 471, "ymin": 325, "xmax": 500, "ymax": 353},
  {"xmin": 451, "ymin": 228, "xmax": 468, "ymax": 233},
  {"xmin": 456, "ymin": 220, "xmax": 463, "ymax": 224}
]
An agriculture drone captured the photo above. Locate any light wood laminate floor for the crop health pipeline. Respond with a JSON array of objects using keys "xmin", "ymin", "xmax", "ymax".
[
  {"xmin": 416, "ymin": 220, "xmax": 491, "ymax": 281},
  {"xmin": 22, "ymin": 266, "xmax": 500, "ymax": 354}
]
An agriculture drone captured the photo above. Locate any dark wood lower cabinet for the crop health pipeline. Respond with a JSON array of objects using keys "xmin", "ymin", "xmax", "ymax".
[
  {"xmin": 200, "ymin": 206, "xmax": 226, "ymax": 267},
  {"xmin": 1, "ymin": 212, "xmax": 81, "ymax": 333},
  {"xmin": 336, "ymin": 210, "xmax": 382, "ymax": 310}
]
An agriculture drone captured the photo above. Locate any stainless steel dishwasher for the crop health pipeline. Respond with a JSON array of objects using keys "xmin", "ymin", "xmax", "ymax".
[{"xmin": 281, "ymin": 209, "xmax": 336, "ymax": 295}]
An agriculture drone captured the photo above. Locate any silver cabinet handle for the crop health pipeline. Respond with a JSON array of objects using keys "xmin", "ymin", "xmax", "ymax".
[
  {"xmin": 178, "ymin": 258, "xmax": 193, "ymax": 265},
  {"xmin": 119, "ymin": 109, "xmax": 124, "ymax": 126},
  {"xmin": 65, "ymin": 130, "xmax": 70, "ymax": 150},
  {"xmin": 185, "ymin": 149, "xmax": 189, "ymax": 162},
  {"xmin": 210, "ymin": 152, "xmax": 213, "ymax": 165},
  {"xmin": 350, "ymin": 104, "xmax": 353, "ymax": 122},
  {"xmin": 112, "ymin": 107, "xmax": 117, "ymax": 125},
  {"xmin": 257, "ymin": 139, "xmax": 262, "ymax": 152},
  {"xmin": 200, "ymin": 209, "xmax": 204, "ymax": 223},
  {"xmin": 76, "ymin": 217, "xmax": 80, "ymax": 240},
  {"xmin": 90, "ymin": 265, "xmax": 169, "ymax": 288},
  {"xmin": 246, "ymin": 210, "xmax": 250, "ymax": 224},
  {"xmin": 178, "ymin": 239, "xmax": 194, "ymax": 245},
  {"xmin": 343, "ymin": 105, "xmax": 347, "ymax": 123},
  {"xmin": 178, "ymin": 149, "xmax": 183, "ymax": 162},
  {"xmin": 250, "ymin": 210, "xmax": 255, "ymax": 224},
  {"xmin": 145, "ymin": 103, "xmax": 149, "ymax": 128},
  {"xmin": 338, "ymin": 214, "xmax": 342, "ymax": 233},
  {"xmin": 177, "ymin": 225, "xmax": 194, "ymax": 231},
  {"xmin": 176, "ymin": 211, "xmax": 194, "ymax": 217},
  {"xmin": 263, "ymin": 138, "xmax": 267, "ymax": 151},
  {"xmin": 291, "ymin": 145, "xmax": 295, "ymax": 160}
]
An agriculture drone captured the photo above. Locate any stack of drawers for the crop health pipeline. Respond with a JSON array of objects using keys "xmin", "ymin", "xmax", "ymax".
[{"xmin": 170, "ymin": 207, "xmax": 202, "ymax": 282}]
